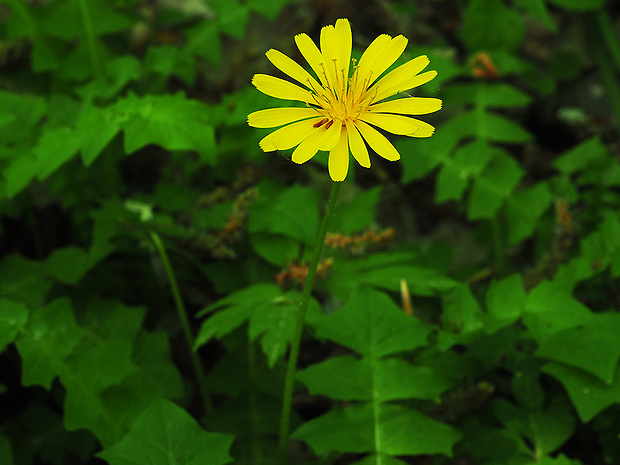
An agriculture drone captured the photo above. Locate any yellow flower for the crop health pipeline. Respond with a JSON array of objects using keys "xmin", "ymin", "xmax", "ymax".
[{"xmin": 247, "ymin": 18, "xmax": 441, "ymax": 182}]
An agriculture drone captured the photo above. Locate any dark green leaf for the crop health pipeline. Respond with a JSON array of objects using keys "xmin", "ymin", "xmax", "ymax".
[
  {"xmin": 505, "ymin": 182, "xmax": 553, "ymax": 245},
  {"xmin": 484, "ymin": 274, "xmax": 526, "ymax": 333},
  {"xmin": 97, "ymin": 400, "xmax": 234, "ymax": 465},
  {"xmin": 34, "ymin": 126, "xmax": 81, "ymax": 180},
  {"xmin": 461, "ymin": 0, "xmax": 525, "ymax": 52},
  {"xmin": 0, "ymin": 298, "xmax": 29, "ymax": 352}
]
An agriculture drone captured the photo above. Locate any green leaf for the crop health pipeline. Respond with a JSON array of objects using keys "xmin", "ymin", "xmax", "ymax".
[
  {"xmin": 436, "ymin": 139, "xmax": 494, "ymax": 203},
  {"xmin": 0, "ymin": 91, "xmax": 46, "ymax": 144},
  {"xmin": 494, "ymin": 396, "xmax": 575, "ymax": 456},
  {"xmin": 536, "ymin": 313, "xmax": 620, "ymax": 385},
  {"xmin": 515, "ymin": 0, "xmax": 557, "ymax": 31},
  {"xmin": 77, "ymin": 56, "xmax": 142, "ymax": 101},
  {"xmin": 542, "ymin": 362, "xmax": 620, "ymax": 422},
  {"xmin": 398, "ymin": 127, "xmax": 459, "ymax": 183},
  {"xmin": 484, "ymin": 274, "xmax": 526, "ymax": 333},
  {"xmin": 247, "ymin": 0, "xmax": 297, "ymax": 20},
  {"xmin": 443, "ymin": 82, "xmax": 532, "ymax": 108},
  {"xmin": 34, "ymin": 126, "xmax": 81, "ymax": 180},
  {"xmin": 438, "ymin": 285, "xmax": 485, "ymax": 350},
  {"xmin": 505, "ymin": 182, "xmax": 553, "ymax": 244},
  {"xmin": 468, "ymin": 149, "xmax": 524, "ymax": 219},
  {"xmin": 211, "ymin": 0, "xmax": 250, "ymax": 38},
  {"xmin": 330, "ymin": 186, "xmax": 382, "ymax": 234},
  {"xmin": 0, "ymin": 298, "xmax": 29, "ymax": 352},
  {"xmin": 0, "ymin": 254, "xmax": 52, "ymax": 307},
  {"xmin": 298, "ymin": 356, "xmax": 452, "ymax": 402},
  {"xmin": 3, "ymin": 150, "xmax": 37, "ymax": 198},
  {"xmin": 97, "ymin": 400, "xmax": 234, "ymax": 465},
  {"xmin": 310, "ymin": 287, "xmax": 432, "ymax": 358},
  {"xmin": 15, "ymin": 298, "xmax": 85, "ymax": 389},
  {"xmin": 546, "ymin": 0, "xmax": 605, "ymax": 10},
  {"xmin": 292, "ymin": 403, "xmax": 460, "ymax": 457},
  {"xmin": 61, "ymin": 341, "xmax": 134, "ymax": 440},
  {"xmin": 0, "ymin": 434, "xmax": 14, "ymax": 465},
  {"xmin": 116, "ymin": 93, "xmax": 216, "ymax": 164},
  {"xmin": 249, "ymin": 183, "xmax": 320, "ymax": 245},
  {"xmin": 461, "ymin": 0, "xmax": 525, "ymax": 52},
  {"xmin": 553, "ymin": 136, "xmax": 608, "ymax": 174},
  {"xmin": 524, "ymin": 281, "xmax": 593, "ymax": 345},
  {"xmin": 76, "ymin": 105, "xmax": 122, "ymax": 166},
  {"xmin": 249, "ymin": 232, "xmax": 299, "ymax": 266}
]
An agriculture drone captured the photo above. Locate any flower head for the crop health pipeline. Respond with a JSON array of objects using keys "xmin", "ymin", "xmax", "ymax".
[{"xmin": 248, "ymin": 18, "xmax": 441, "ymax": 182}]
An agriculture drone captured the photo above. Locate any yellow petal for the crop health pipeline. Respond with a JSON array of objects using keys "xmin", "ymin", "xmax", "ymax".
[
  {"xmin": 354, "ymin": 120, "xmax": 400, "ymax": 161},
  {"xmin": 328, "ymin": 128, "xmax": 349, "ymax": 182},
  {"xmin": 365, "ymin": 55, "xmax": 431, "ymax": 103},
  {"xmin": 291, "ymin": 127, "xmax": 324, "ymax": 164},
  {"xmin": 368, "ymin": 97, "xmax": 442, "ymax": 115},
  {"xmin": 360, "ymin": 113, "xmax": 424, "ymax": 135},
  {"xmin": 358, "ymin": 35, "xmax": 407, "ymax": 91},
  {"xmin": 346, "ymin": 119, "xmax": 370, "ymax": 168},
  {"xmin": 320, "ymin": 24, "xmax": 338, "ymax": 92},
  {"xmin": 373, "ymin": 70, "xmax": 437, "ymax": 103},
  {"xmin": 295, "ymin": 33, "xmax": 328, "ymax": 88},
  {"xmin": 248, "ymin": 107, "xmax": 321, "ymax": 128},
  {"xmin": 318, "ymin": 120, "xmax": 342, "ymax": 150},
  {"xmin": 405, "ymin": 119, "xmax": 435, "ymax": 138},
  {"xmin": 252, "ymin": 74, "xmax": 314, "ymax": 103},
  {"xmin": 259, "ymin": 118, "xmax": 321, "ymax": 151},
  {"xmin": 334, "ymin": 18, "xmax": 352, "ymax": 85},
  {"xmin": 265, "ymin": 49, "xmax": 324, "ymax": 95},
  {"xmin": 355, "ymin": 34, "xmax": 392, "ymax": 90}
]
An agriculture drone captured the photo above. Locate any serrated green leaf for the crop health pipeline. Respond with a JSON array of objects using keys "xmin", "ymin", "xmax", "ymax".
[
  {"xmin": 0, "ymin": 255, "xmax": 52, "ymax": 307},
  {"xmin": 443, "ymin": 82, "xmax": 532, "ymax": 108},
  {"xmin": 311, "ymin": 287, "xmax": 432, "ymax": 358},
  {"xmin": 436, "ymin": 139, "xmax": 494, "ymax": 202},
  {"xmin": 484, "ymin": 274, "xmax": 526, "ymax": 333},
  {"xmin": 461, "ymin": 0, "xmax": 525, "ymax": 52},
  {"xmin": 524, "ymin": 281, "xmax": 593, "ymax": 345},
  {"xmin": 97, "ymin": 400, "xmax": 234, "ymax": 465},
  {"xmin": 249, "ymin": 232, "xmax": 299, "ymax": 266},
  {"xmin": 77, "ymin": 56, "xmax": 142, "ymax": 101},
  {"xmin": 34, "ymin": 126, "xmax": 81, "ymax": 180},
  {"xmin": 211, "ymin": 0, "xmax": 249, "ymax": 38},
  {"xmin": 438, "ymin": 285, "xmax": 484, "ymax": 350},
  {"xmin": 247, "ymin": 0, "xmax": 296, "ymax": 20},
  {"xmin": 3, "ymin": 150, "xmax": 37, "ymax": 198},
  {"xmin": 0, "ymin": 298, "xmax": 29, "ymax": 352},
  {"xmin": 398, "ymin": 126, "xmax": 459, "ymax": 183},
  {"xmin": 330, "ymin": 186, "xmax": 382, "ymax": 234},
  {"xmin": 536, "ymin": 313, "xmax": 620, "ymax": 385},
  {"xmin": 515, "ymin": 0, "xmax": 558, "ymax": 31},
  {"xmin": 117, "ymin": 93, "xmax": 216, "ymax": 164},
  {"xmin": 553, "ymin": 137, "xmax": 607, "ymax": 173},
  {"xmin": 505, "ymin": 182, "xmax": 553, "ymax": 244},
  {"xmin": 542, "ymin": 362, "xmax": 620, "ymax": 422},
  {"xmin": 292, "ymin": 403, "xmax": 460, "ymax": 457},
  {"xmin": 468, "ymin": 149, "xmax": 524, "ymax": 219},
  {"xmin": 15, "ymin": 298, "xmax": 85, "ymax": 389},
  {"xmin": 61, "ymin": 341, "xmax": 134, "ymax": 442},
  {"xmin": 298, "ymin": 356, "xmax": 452, "ymax": 402},
  {"xmin": 494, "ymin": 396, "xmax": 575, "ymax": 456}
]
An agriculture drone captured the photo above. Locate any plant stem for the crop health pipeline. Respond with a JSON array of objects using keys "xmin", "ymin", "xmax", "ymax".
[
  {"xmin": 77, "ymin": 0, "xmax": 103, "ymax": 78},
  {"xmin": 277, "ymin": 181, "xmax": 342, "ymax": 465},
  {"xmin": 149, "ymin": 231, "xmax": 212, "ymax": 415}
]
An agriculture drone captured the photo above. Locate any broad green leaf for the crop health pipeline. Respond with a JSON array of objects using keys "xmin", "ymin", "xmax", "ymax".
[
  {"xmin": 534, "ymin": 454, "xmax": 583, "ymax": 465},
  {"xmin": 298, "ymin": 356, "xmax": 452, "ymax": 402},
  {"xmin": 184, "ymin": 22, "xmax": 222, "ymax": 67},
  {"xmin": 116, "ymin": 93, "xmax": 216, "ymax": 165},
  {"xmin": 484, "ymin": 274, "xmax": 526, "ymax": 333},
  {"xmin": 40, "ymin": 0, "xmax": 132, "ymax": 39},
  {"xmin": 3, "ymin": 150, "xmax": 37, "ymax": 198},
  {"xmin": 75, "ymin": 105, "xmax": 121, "ymax": 166},
  {"xmin": 0, "ymin": 434, "xmax": 14, "ymax": 465},
  {"xmin": 330, "ymin": 186, "xmax": 382, "ymax": 234},
  {"xmin": 77, "ymin": 56, "xmax": 142, "ymax": 101},
  {"xmin": 461, "ymin": 0, "xmax": 525, "ymax": 52},
  {"xmin": 43, "ymin": 247, "xmax": 93, "ymax": 284},
  {"xmin": 145, "ymin": 45, "xmax": 196, "ymax": 85},
  {"xmin": 438, "ymin": 285, "xmax": 484, "ymax": 350},
  {"xmin": 546, "ymin": 0, "xmax": 605, "ymax": 10},
  {"xmin": 61, "ymin": 341, "xmax": 134, "ymax": 442},
  {"xmin": 34, "ymin": 126, "xmax": 81, "ymax": 180},
  {"xmin": 0, "ymin": 298, "xmax": 29, "ymax": 352},
  {"xmin": 543, "ymin": 362, "xmax": 620, "ymax": 422},
  {"xmin": 211, "ymin": 0, "xmax": 250, "ymax": 39},
  {"xmin": 553, "ymin": 137, "xmax": 607, "ymax": 174},
  {"xmin": 480, "ymin": 112, "xmax": 533, "ymax": 144},
  {"xmin": 523, "ymin": 281, "xmax": 593, "ymax": 344},
  {"xmin": 436, "ymin": 139, "xmax": 494, "ymax": 203},
  {"xmin": 398, "ymin": 127, "xmax": 459, "ymax": 183},
  {"xmin": 0, "ymin": 91, "xmax": 46, "ymax": 144},
  {"xmin": 247, "ymin": 0, "xmax": 297, "ymax": 20},
  {"xmin": 292, "ymin": 403, "xmax": 460, "ymax": 457},
  {"xmin": 249, "ymin": 232, "xmax": 299, "ymax": 266},
  {"xmin": 494, "ymin": 396, "xmax": 575, "ymax": 456},
  {"xmin": 15, "ymin": 298, "xmax": 85, "ymax": 389},
  {"xmin": 249, "ymin": 183, "xmax": 320, "ymax": 245},
  {"xmin": 311, "ymin": 286, "xmax": 432, "ymax": 358},
  {"xmin": 0, "ymin": 255, "xmax": 52, "ymax": 307},
  {"xmin": 505, "ymin": 182, "xmax": 553, "ymax": 245},
  {"xmin": 459, "ymin": 418, "xmax": 532, "ymax": 464},
  {"xmin": 536, "ymin": 313, "xmax": 620, "ymax": 385},
  {"xmin": 97, "ymin": 400, "xmax": 234, "ymax": 465},
  {"xmin": 514, "ymin": 0, "xmax": 557, "ymax": 31},
  {"xmin": 443, "ymin": 82, "xmax": 532, "ymax": 108}
]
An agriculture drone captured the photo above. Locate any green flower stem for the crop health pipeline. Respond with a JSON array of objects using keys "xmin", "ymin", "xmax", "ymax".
[
  {"xmin": 149, "ymin": 231, "xmax": 212, "ymax": 415},
  {"xmin": 77, "ymin": 0, "xmax": 103, "ymax": 78},
  {"xmin": 277, "ymin": 181, "xmax": 342, "ymax": 465}
]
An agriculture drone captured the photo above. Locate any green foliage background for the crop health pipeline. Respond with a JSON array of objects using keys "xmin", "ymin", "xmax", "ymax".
[{"xmin": 1, "ymin": 0, "xmax": 620, "ymax": 464}]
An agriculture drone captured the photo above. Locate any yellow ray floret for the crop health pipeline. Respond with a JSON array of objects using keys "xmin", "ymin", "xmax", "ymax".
[{"xmin": 247, "ymin": 18, "xmax": 441, "ymax": 182}]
